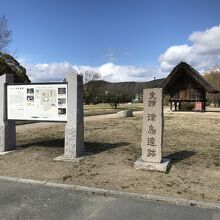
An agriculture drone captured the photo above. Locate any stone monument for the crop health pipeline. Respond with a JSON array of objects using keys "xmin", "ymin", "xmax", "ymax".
[
  {"xmin": 0, "ymin": 74, "xmax": 16, "ymax": 153},
  {"xmin": 55, "ymin": 73, "xmax": 84, "ymax": 162},
  {"xmin": 117, "ymin": 110, "xmax": 133, "ymax": 117},
  {"xmin": 134, "ymin": 88, "xmax": 171, "ymax": 172}
]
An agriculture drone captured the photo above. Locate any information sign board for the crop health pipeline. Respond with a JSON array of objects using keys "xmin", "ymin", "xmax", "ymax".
[{"xmin": 7, "ymin": 84, "xmax": 67, "ymax": 121}]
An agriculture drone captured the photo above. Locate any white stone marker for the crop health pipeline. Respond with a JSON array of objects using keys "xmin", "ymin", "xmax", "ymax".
[
  {"xmin": 54, "ymin": 73, "xmax": 84, "ymax": 162},
  {"xmin": 0, "ymin": 74, "xmax": 16, "ymax": 152},
  {"xmin": 134, "ymin": 88, "xmax": 171, "ymax": 172}
]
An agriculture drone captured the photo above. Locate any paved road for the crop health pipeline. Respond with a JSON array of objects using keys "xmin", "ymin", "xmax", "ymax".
[{"xmin": 0, "ymin": 179, "xmax": 219, "ymax": 220}]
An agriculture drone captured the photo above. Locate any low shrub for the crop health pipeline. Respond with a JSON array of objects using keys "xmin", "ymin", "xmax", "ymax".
[{"xmin": 180, "ymin": 102, "xmax": 194, "ymax": 111}]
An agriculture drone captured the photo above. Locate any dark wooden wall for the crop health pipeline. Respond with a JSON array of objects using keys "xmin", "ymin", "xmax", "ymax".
[{"xmin": 164, "ymin": 71, "xmax": 206, "ymax": 100}]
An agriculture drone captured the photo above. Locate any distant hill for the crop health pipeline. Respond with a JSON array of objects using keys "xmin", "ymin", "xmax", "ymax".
[
  {"xmin": 85, "ymin": 78, "xmax": 165, "ymax": 93},
  {"xmin": 0, "ymin": 52, "xmax": 30, "ymax": 83},
  {"xmin": 84, "ymin": 78, "xmax": 165, "ymax": 104}
]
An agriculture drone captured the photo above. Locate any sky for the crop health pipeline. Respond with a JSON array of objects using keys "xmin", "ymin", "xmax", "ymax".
[{"xmin": 1, "ymin": 0, "xmax": 220, "ymax": 82}]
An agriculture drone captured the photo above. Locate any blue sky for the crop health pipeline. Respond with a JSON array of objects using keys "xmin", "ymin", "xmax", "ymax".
[{"xmin": 1, "ymin": 0, "xmax": 220, "ymax": 82}]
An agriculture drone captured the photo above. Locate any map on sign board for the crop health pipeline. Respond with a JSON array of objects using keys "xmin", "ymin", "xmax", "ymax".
[{"xmin": 7, "ymin": 84, "xmax": 67, "ymax": 121}]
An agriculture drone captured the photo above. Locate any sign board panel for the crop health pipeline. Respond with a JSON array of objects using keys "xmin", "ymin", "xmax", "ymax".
[
  {"xmin": 195, "ymin": 102, "xmax": 202, "ymax": 111},
  {"xmin": 7, "ymin": 84, "xmax": 67, "ymax": 121}
]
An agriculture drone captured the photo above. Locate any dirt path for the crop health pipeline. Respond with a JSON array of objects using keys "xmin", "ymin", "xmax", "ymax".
[
  {"xmin": 16, "ymin": 111, "xmax": 144, "ymax": 132},
  {"xmin": 85, "ymin": 111, "xmax": 144, "ymax": 121},
  {"xmin": 16, "ymin": 109, "xmax": 220, "ymax": 132}
]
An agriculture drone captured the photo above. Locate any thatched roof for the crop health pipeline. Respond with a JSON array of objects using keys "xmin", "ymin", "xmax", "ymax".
[{"xmin": 161, "ymin": 62, "xmax": 219, "ymax": 93}]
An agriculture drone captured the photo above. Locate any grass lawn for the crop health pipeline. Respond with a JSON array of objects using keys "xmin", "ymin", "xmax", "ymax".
[{"xmin": 0, "ymin": 111, "xmax": 219, "ymax": 203}]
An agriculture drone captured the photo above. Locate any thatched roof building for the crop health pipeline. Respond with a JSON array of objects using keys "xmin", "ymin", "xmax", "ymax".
[
  {"xmin": 161, "ymin": 62, "xmax": 219, "ymax": 111},
  {"xmin": 162, "ymin": 62, "xmax": 218, "ymax": 93}
]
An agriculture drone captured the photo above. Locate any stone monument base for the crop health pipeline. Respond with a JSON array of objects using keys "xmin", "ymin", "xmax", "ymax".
[
  {"xmin": 53, "ymin": 154, "xmax": 84, "ymax": 163},
  {"xmin": 134, "ymin": 158, "xmax": 171, "ymax": 173},
  {"xmin": 0, "ymin": 150, "xmax": 15, "ymax": 155}
]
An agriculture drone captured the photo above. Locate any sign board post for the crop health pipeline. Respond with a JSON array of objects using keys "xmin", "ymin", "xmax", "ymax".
[
  {"xmin": 64, "ymin": 73, "xmax": 84, "ymax": 158},
  {"xmin": 55, "ymin": 73, "xmax": 84, "ymax": 161},
  {"xmin": 134, "ymin": 88, "xmax": 171, "ymax": 172},
  {"xmin": 0, "ymin": 74, "xmax": 16, "ymax": 152}
]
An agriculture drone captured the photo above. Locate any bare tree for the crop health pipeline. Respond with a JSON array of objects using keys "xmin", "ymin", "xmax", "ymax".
[
  {"xmin": 82, "ymin": 70, "xmax": 101, "ymax": 84},
  {"xmin": 0, "ymin": 16, "xmax": 12, "ymax": 52},
  {"xmin": 204, "ymin": 67, "xmax": 220, "ymax": 106},
  {"xmin": 81, "ymin": 70, "xmax": 102, "ymax": 104}
]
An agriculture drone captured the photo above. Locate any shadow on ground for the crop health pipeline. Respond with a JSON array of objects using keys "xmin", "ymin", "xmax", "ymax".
[
  {"xmin": 17, "ymin": 139, "xmax": 130, "ymax": 156},
  {"xmin": 84, "ymin": 141, "xmax": 130, "ymax": 155},
  {"xmin": 166, "ymin": 150, "xmax": 196, "ymax": 164},
  {"xmin": 18, "ymin": 139, "xmax": 65, "ymax": 149}
]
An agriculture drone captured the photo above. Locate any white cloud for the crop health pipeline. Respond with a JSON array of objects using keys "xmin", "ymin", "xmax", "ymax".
[
  {"xmin": 106, "ymin": 48, "xmax": 117, "ymax": 62},
  {"xmin": 159, "ymin": 24, "xmax": 220, "ymax": 72},
  {"xmin": 97, "ymin": 63, "xmax": 161, "ymax": 82},
  {"xmin": 23, "ymin": 62, "xmax": 76, "ymax": 82},
  {"xmin": 124, "ymin": 50, "xmax": 134, "ymax": 57},
  {"xmin": 23, "ymin": 61, "xmax": 161, "ymax": 83}
]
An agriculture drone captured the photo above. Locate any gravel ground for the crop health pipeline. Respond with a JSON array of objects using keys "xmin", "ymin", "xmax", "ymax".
[{"xmin": 0, "ymin": 111, "xmax": 219, "ymax": 203}]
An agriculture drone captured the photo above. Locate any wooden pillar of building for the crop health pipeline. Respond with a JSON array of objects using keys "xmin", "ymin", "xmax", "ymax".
[
  {"xmin": 170, "ymin": 100, "xmax": 172, "ymax": 111},
  {"xmin": 174, "ymin": 101, "xmax": 177, "ymax": 111},
  {"xmin": 203, "ymin": 101, "xmax": 206, "ymax": 112},
  {"xmin": 179, "ymin": 101, "xmax": 182, "ymax": 110}
]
